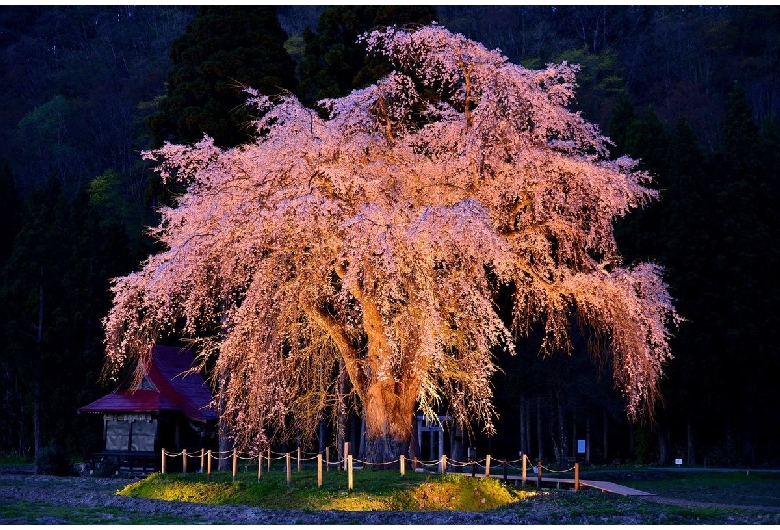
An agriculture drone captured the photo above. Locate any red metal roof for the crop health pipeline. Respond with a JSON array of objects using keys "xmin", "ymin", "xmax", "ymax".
[{"xmin": 79, "ymin": 345, "xmax": 217, "ymax": 422}]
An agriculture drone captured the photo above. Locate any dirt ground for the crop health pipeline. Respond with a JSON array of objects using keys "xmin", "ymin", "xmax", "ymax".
[{"xmin": 1, "ymin": 468, "xmax": 778, "ymax": 525}]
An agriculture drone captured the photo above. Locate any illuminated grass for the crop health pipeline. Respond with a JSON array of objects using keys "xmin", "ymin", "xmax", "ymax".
[{"xmin": 118, "ymin": 469, "xmax": 535, "ymax": 511}]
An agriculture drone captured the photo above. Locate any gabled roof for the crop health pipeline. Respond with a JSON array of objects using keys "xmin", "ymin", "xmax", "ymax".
[{"xmin": 79, "ymin": 345, "xmax": 217, "ymax": 422}]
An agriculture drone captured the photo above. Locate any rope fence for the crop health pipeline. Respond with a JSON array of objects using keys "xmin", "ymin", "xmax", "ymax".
[{"xmin": 159, "ymin": 446, "xmax": 582, "ymax": 491}]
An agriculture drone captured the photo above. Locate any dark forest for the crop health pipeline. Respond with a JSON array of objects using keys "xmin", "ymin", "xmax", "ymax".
[{"xmin": 1, "ymin": 5, "xmax": 778, "ymax": 469}]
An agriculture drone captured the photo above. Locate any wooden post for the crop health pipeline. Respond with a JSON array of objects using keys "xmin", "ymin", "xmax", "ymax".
[
  {"xmin": 207, "ymin": 449, "xmax": 212, "ymax": 478},
  {"xmin": 344, "ymin": 442, "xmax": 350, "ymax": 471},
  {"xmin": 522, "ymin": 454, "xmax": 527, "ymax": 486},
  {"xmin": 440, "ymin": 454, "xmax": 447, "ymax": 474},
  {"xmin": 182, "ymin": 448, "xmax": 187, "ymax": 474},
  {"xmin": 161, "ymin": 448, "xmax": 166, "ymax": 474},
  {"xmin": 326, "ymin": 447, "xmax": 330, "ymax": 472},
  {"xmin": 232, "ymin": 448, "xmax": 237, "ymax": 482},
  {"xmin": 317, "ymin": 453, "xmax": 323, "ymax": 487},
  {"xmin": 400, "ymin": 455, "xmax": 405, "ymax": 476},
  {"xmin": 413, "ymin": 456, "xmax": 417, "ymax": 471},
  {"xmin": 200, "ymin": 448, "xmax": 205, "ymax": 473},
  {"xmin": 536, "ymin": 461, "xmax": 542, "ymax": 490},
  {"xmin": 258, "ymin": 453, "xmax": 263, "ymax": 481},
  {"xmin": 297, "ymin": 447, "xmax": 302, "ymax": 472},
  {"xmin": 485, "ymin": 454, "xmax": 491, "ymax": 477},
  {"xmin": 267, "ymin": 448, "xmax": 271, "ymax": 472},
  {"xmin": 286, "ymin": 453, "xmax": 291, "ymax": 486},
  {"xmin": 574, "ymin": 462, "xmax": 580, "ymax": 492},
  {"xmin": 347, "ymin": 455, "xmax": 353, "ymax": 491}
]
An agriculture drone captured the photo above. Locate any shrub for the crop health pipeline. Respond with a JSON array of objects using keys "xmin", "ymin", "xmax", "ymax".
[{"xmin": 35, "ymin": 444, "xmax": 76, "ymax": 476}]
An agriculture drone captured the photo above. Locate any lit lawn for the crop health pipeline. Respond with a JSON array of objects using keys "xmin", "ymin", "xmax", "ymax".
[
  {"xmin": 118, "ymin": 469, "xmax": 533, "ymax": 511},
  {"xmin": 617, "ymin": 470, "xmax": 780, "ymax": 507}
]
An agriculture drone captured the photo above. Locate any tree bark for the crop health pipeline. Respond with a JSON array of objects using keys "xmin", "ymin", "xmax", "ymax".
[
  {"xmin": 536, "ymin": 396, "xmax": 544, "ymax": 462},
  {"xmin": 33, "ymin": 280, "xmax": 43, "ymax": 470},
  {"xmin": 686, "ymin": 419, "xmax": 696, "ymax": 466}
]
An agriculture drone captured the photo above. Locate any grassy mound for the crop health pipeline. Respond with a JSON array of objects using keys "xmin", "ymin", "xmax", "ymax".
[{"xmin": 118, "ymin": 469, "xmax": 535, "ymax": 511}]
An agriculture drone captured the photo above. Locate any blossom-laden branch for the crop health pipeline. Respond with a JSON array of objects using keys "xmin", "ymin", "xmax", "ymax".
[{"xmin": 104, "ymin": 25, "xmax": 678, "ymax": 456}]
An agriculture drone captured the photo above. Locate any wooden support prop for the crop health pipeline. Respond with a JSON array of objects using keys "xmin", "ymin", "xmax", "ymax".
[
  {"xmin": 522, "ymin": 454, "xmax": 527, "ymax": 486},
  {"xmin": 413, "ymin": 456, "xmax": 417, "ymax": 471},
  {"xmin": 486, "ymin": 455, "xmax": 491, "ymax": 477},
  {"xmin": 297, "ymin": 447, "xmax": 301, "ymax": 472},
  {"xmin": 317, "ymin": 454, "xmax": 323, "ymax": 487},
  {"xmin": 536, "ymin": 461, "xmax": 542, "ymax": 490},
  {"xmin": 258, "ymin": 454, "xmax": 262, "ymax": 481},
  {"xmin": 326, "ymin": 447, "xmax": 330, "ymax": 472},
  {"xmin": 441, "ymin": 454, "xmax": 447, "ymax": 474},
  {"xmin": 267, "ymin": 448, "xmax": 271, "ymax": 473},
  {"xmin": 286, "ymin": 453, "xmax": 291, "ymax": 486},
  {"xmin": 207, "ymin": 450, "xmax": 212, "ymax": 478},
  {"xmin": 182, "ymin": 448, "xmax": 187, "ymax": 474},
  {"xmin": 200, "ymin": 448, "xmax": 205, "ymax": 473},
  {"xmin": 574, "ymin": 462, "xmax": 580, "ymax": 491},
  {"xmin": 344, "ymin": 442, "xmax": 350, "ymax": 471},
  {"xmin": 232, "ymin": 448, "xmax": 238, "ymax": 482},
  {"xmin": 347, "ymin": 455, "xmax": 353, "ymax": 491},
  {"xmin": 161, "ymin": 448, "xmax": 166, "ymax": 474},
  {"xmin": 400, "ymin": 455, "xmax": 405, "ymax": 476}
]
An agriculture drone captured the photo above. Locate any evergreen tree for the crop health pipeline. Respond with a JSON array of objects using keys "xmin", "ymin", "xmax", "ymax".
[
  {"xmin": 148, "ymin": 6, "xmax": 297, "ymax": 148},
  {"xmin": 298, "ymin": 6, "xmax": 437, "ymax": 106}
]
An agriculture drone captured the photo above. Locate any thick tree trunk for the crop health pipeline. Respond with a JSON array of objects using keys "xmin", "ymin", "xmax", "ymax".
[{"xmin": 362, "ymin": 379, "xmax": 417, "ymax": 467}]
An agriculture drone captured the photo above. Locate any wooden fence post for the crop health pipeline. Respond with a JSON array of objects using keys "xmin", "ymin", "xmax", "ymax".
[
  {"xmin": 200, "ymin": 448, "xmax": 205, "ymax": 473},
  {"xmin": 440, "ymin": 454, "xmax": 447, "ymax": 474},
  {"xmin": 258, "ymin": 453, "xmax": 263, "ymax": 481},
  {"xmin": 161, "ymin": 448, "xmax": 166, "ymax": 474},
  {"xmin": 317, "ymin": 453, "xmax": 323, "ymax": 487},
  {"xmin": 413, "ymin": 456, "xmax": 417, "ymax": 471},
  {"xmin": 286, "ymin": 453, "xmax": 291, "ymax": 487},
  {"xmin": 536, "ymin": 461, "xmax": 542, "ymax": 490},
  {"xmin": 344, "ymin": 442, "xmax": 350, "ymax": 471},
  {"xmin": 485, "ymin": 454, "xmax": 491, "ymax": 477},
  {"xmin": 182, "ymin": 448, "xmax": 187, "ymax": 474},
  {"xmin": 297, "ymin": 447, "xmax": 302, "ymax": 472},
  {"xmin": 326, "ymin": 447, "xmax": 330, "ymax": 472},
  {"xmin": 347, "ymin": 455, "xmax": 353, "ymax": 491},
  {"xmin": 232, "ymin": 448, "xmax": 238, "ymax": 482},
  {"xmin": 522, "ymin": 454, "xmax": 527, "ymax": 486},
  {"xmin": 400, "ymin": 455, "xmax": 405, "ymax": 476},
  {"xmin": 574, "ymin": 462, "xmax": 580, "ymax": 492},
  {"xmin": 267, "ymin": 448, "xmax": 271, "ymax": 473},
  {"xmin": 207, "ymin": 449, "xmax": 212, "ymax": 478}
]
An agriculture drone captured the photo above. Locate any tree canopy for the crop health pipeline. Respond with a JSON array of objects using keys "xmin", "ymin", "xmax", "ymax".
[
  {"xmin": 104, "ymin": 24, "xmax": 678, "ymax": 462},
  {"xmin": 147, "ymin": 6, "xmax": 297, "ymax": 149}
]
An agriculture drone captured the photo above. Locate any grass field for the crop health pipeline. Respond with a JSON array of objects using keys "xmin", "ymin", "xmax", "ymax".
[{"xmin": 616, "ymin": 469, "xmax": 780, "ymax": 506}]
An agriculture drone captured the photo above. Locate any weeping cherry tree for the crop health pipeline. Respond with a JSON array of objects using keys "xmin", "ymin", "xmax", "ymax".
[{"xmin": 103, "ymin": 24, "xmax": 679, "ymax": 463}]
